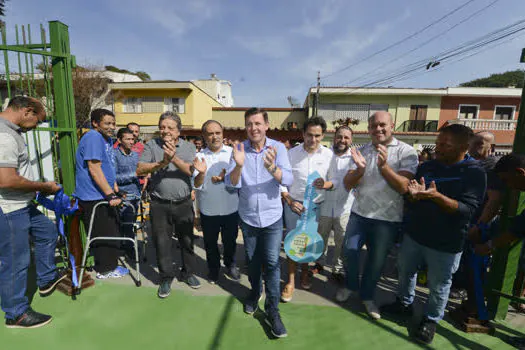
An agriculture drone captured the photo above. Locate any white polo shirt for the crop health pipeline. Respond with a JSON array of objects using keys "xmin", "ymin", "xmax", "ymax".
[
  {"xmin": 350, "ymin": 138, "xmax": 418, "ymax": 222},
  {"xmin": 320, "ymin": 148, "xmax": 355, "ymax": 218},
  {"xmin": 287, "ymin": 143, "xmax": 333, "ymax": 201},
  {"xmin": 193, "ymin": 145, "xmax": 239, "ymax": 216}
]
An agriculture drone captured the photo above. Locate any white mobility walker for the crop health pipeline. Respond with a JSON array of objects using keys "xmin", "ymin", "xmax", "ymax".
[{"xmin": 78, "ymin": 201, "xmax": 142, "ymax": 289}]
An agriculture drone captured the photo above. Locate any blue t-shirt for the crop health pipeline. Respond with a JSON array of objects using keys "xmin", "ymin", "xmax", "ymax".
[{"xmin": 74, "ymin": 130, "xmax": 116, "ymax": 201}]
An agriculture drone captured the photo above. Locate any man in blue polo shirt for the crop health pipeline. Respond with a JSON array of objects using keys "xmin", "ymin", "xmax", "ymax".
[{"xmin": 74, "ymin": 109, "xmax": 128, "ymax": 279}]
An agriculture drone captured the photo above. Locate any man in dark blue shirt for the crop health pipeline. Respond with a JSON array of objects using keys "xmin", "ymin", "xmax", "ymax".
[
  {"xmin": 74, "ymin": 109, "xmax": 128, "ymax": 279},
  {"xmin": 114, "ymin": 127, "xmax": 141, "ymax": 254},
  {"xmin": 382, "ymin": 124, "xmax": 486, "ymax": 345}
]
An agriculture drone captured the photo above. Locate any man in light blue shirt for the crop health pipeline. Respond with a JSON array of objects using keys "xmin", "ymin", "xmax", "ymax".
[
  {"xmin": 226, "ymin": 108, "xmax": 292, "ymax": 338},
  {"xmin": 193, "ymin": 120, "xmax": 240, "ymax": 283}
]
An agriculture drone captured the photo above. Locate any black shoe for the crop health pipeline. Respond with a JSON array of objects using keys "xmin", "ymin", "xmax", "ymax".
[
  {"xmin": 381, "ymin": 298, "xmax": 413, "ymax": 319},
  {"xmin": 413, "ymin": 318, "xmax": 437, "ymax": 344},
  {"xmin": 208, "ymin": 270, "xmax": 219, "ymax": 284},
  {"xmin": 5, "ymin": 308, "xmax": 52, "ymax": 329},
  {"xmin": 265, "ymin": 310, "xmax": 288, "ymax": 338},
  {"xmin": 224, "ymin": 266, "xmax": 241, "ymax": 282},
  {"xmin": 39, "ymin": 270, "xmax": 67, "ymax": 297},
  {"xmin": 185, "ymin": 274, "xmax": 201, "ymax": 289},
  {"xmin": 243, "ymin": 299, "xmax": 259, "ymax": 315},
  {"xmin": 157, "ymin": 279, "xmax": 172, "ymax": 299}
]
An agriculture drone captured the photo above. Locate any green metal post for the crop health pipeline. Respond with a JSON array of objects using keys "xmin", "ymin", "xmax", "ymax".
[
  {"xmin": 49, "ymin": 21, "xmax": 77, "ymax": 194},
  {"xmin": 487, "ymin": 48, "xmax": 525, "ymax": 320}
]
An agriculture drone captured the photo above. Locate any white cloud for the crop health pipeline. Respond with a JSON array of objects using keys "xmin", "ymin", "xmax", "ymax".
[
  {"xmin": 291, "ymin": 9, "xmax": 412, "ymax": 81},
  {"xmin": 235, "ymin": 36, "xmax": 291, "ymax": 59},
  {"xmin": 110, "ymin": 0, "xmax": 218, "ymax": 38},
  {"xmin": 291, "ymin": 0, "xmax": 343, "ymax": 39}
]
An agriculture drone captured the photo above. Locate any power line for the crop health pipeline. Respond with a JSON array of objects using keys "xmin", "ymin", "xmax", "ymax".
[
  {"xmin": 320, "ymin": 0, "xmax": 480, "ymax": 80},
  {"xmin": 340, "ymin": 19, "xmax": 525, "ymax": 88},
  {"xmin": 345, "ymin": 0, "xmax": 501, "ymax": 86},
  {"xmin": 328, "ymin": 21, "xmax": 525, "ymax": 95}
]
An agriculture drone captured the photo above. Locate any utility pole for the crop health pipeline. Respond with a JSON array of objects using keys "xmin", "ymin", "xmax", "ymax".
[
  {"xmin": 314, "ymin": 71, "xmax": 320, "ymax": 117},
  {"xmin": 487, "ymin": 48, "xmax": 525, "ymax": 320}
]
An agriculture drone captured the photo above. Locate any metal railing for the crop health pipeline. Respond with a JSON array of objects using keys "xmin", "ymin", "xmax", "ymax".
[{"xmin": 396, "ymin": 120, "xmax": 438, "ymax": 132}]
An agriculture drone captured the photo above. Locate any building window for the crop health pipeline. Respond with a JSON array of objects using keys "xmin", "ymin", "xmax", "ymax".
[
  {"xmin": 318, "ymin": 103, "xmax": 388, "ymax": 122},
  {"xmin": 122, "ymin": 97, "xmax": 142, "ymax": 113},
  {"xmin": 142, "ymin": 97, "xmax": 164, "ymax": 113},
  {"xmin": 164, "ymin": 98, "xmax": 185, "ymax": 114},
  {"xmin": 494, "ymin": 105, "xmax": 515, "ymax": 120},
  {"xmin": 458, "ymin": 104, "xmax": 479, "ymax": 119}
]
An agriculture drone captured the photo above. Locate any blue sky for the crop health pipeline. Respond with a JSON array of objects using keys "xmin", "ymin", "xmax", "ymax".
[{"xmin": 5, "ymin": 0, "xmax": 525, "ymax": 106}]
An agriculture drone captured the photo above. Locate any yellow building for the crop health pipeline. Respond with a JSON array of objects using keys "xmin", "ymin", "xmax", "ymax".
[
  {"xmin": 306, "ymin": 87, "xmax": 445, "ymax": 132},
  {"xmin": 109, "ymin": 80, "xmax": 224, "ymax": 130}
]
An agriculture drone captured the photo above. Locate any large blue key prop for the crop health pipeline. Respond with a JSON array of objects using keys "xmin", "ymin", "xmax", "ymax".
[{"xmin": 284, "ymin": 171, "xmax": 325, "ymax": 263}]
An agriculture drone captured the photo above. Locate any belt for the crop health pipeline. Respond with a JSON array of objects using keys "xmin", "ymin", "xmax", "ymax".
[{"xmin": 150, "ymin": 195, "xmax": 191, "ymax": 205}]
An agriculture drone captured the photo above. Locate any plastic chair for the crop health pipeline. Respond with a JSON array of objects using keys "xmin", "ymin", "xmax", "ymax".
[{"xmin": 78, "ymin": 201, "xmax": 141, "ymax": 289}]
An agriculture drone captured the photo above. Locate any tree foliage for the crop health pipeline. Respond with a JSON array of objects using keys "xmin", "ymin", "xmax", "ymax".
[
  {"xmin": 460, "ymin": 70, "xmax": 524, "ymax": 88},
  {"xmin": 105, "ymin": 65, "xmax": 151, "ymax": 81},
  {"xmin": 0, "ymin": 0, "xmax": 7, "ymax": 18}
]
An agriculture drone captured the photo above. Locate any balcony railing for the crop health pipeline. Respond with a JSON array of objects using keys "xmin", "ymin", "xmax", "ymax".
[
  {"xmin": 449, "ymin": 119, "xmax": 517, "ymax": 131},
  {"xmin": 396, "ymin": 120, "xmax": 438, "ymax": 132}
]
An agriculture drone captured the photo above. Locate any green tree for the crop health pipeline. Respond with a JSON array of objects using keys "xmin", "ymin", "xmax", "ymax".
[
  {"xmin": 460, "ymin": 70, "xmax": 524, "ymax": 88},
  {"xmin": 135, "ymin": 71, "xmax": 151, "ymax": 81}
]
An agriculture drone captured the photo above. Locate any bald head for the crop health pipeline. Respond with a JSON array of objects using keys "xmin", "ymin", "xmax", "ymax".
[
  {"xmin": 469, "ymin": 131, "xmax": 494, "ymax": 160},
  {"xmin": 368, "ymin": 111, "xmax": 393, "ymax": 125},
  {"xmin": 368, "ymin": 111, "xmax": 394, "ymax": 145}
]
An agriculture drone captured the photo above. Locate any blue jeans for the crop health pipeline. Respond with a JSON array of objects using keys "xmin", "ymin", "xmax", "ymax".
[
  {"xmin": 0, "ymin": 205, "xmax": 58, "ymax": 320},
  {"xmin": 240, "ymin": 217, "xmax": 282, "ymax": 313},
  {"xmin": 343, "ymin": 213, "xmax": 399, "ymax": 301},
  {"xmin": 398, "ymin": 234, "xmax": 462, "ymax": 322}
]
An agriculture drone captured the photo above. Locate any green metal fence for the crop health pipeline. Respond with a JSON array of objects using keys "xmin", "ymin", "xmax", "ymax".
[{"xmin": 0, "ymin": 20, "xmax": 77, "ymax": 194}]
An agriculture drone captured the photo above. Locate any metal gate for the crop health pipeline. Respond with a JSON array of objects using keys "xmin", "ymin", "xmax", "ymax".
[{"xmin": 0, "ymin": 20, "xmax": 77, "ymax": 194}]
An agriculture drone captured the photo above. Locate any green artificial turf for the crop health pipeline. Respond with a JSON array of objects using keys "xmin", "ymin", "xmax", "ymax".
[{"xmin": 1, "ymin": 282, "xmax": 523, "ymax": 350}]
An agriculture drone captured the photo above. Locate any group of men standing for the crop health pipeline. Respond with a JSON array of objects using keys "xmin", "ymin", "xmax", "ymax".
[{"xmin": 3, "ymin": 97, "xmax": 525, "ymax": 346}]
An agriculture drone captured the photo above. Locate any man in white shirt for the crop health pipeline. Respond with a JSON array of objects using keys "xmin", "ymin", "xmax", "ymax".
[
  {"xmin": 338, "ymin": 111, "xmax": 418, "ymax": 320},
  {"xmin": 281, "ymin": 117, "xmax": 333, "ymax": 303},
  {"xmin": 314, "ymin": 126, "xmax": 355, "ymax": 286},
  {"xmin": 193, "ymin": 120, "xmax": 240, "ymax": 283}
]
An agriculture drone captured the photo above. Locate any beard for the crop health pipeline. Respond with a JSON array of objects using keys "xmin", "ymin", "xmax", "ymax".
[{"xmin": 335, "ymin": 144, "xmax": 349, "ymax": 154}]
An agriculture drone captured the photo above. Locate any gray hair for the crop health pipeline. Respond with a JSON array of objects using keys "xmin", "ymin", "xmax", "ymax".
[{"xmin": 158, "ymin": 111, "xmax": 182, "ymax": 131}]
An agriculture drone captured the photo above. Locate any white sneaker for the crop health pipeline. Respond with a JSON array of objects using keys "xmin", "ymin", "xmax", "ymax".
[
  {"xmin": 363, "ymin": 300, "xmax": 381, "ymax": 320},
  {"xmin": 335, "ymin": 288, "xmax": 355, "ymax": 303}
]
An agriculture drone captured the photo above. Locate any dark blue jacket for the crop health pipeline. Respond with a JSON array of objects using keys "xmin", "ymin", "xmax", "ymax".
[{"xmin": 404, "ymin": 156, "xmax": 486, "ymax": 253}]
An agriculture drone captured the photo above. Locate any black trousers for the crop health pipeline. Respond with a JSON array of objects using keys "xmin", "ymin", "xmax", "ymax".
[
  {"xmin": 150, "ymin": 198, "xmax": 195, "ymax": 281},
  {"xmin": 200, "ymin": 211, "xmax": 239, "ymax": 274},
  {"xmin": 79, "ymin": 200, "xmax": 120, "ymax": 274}
]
